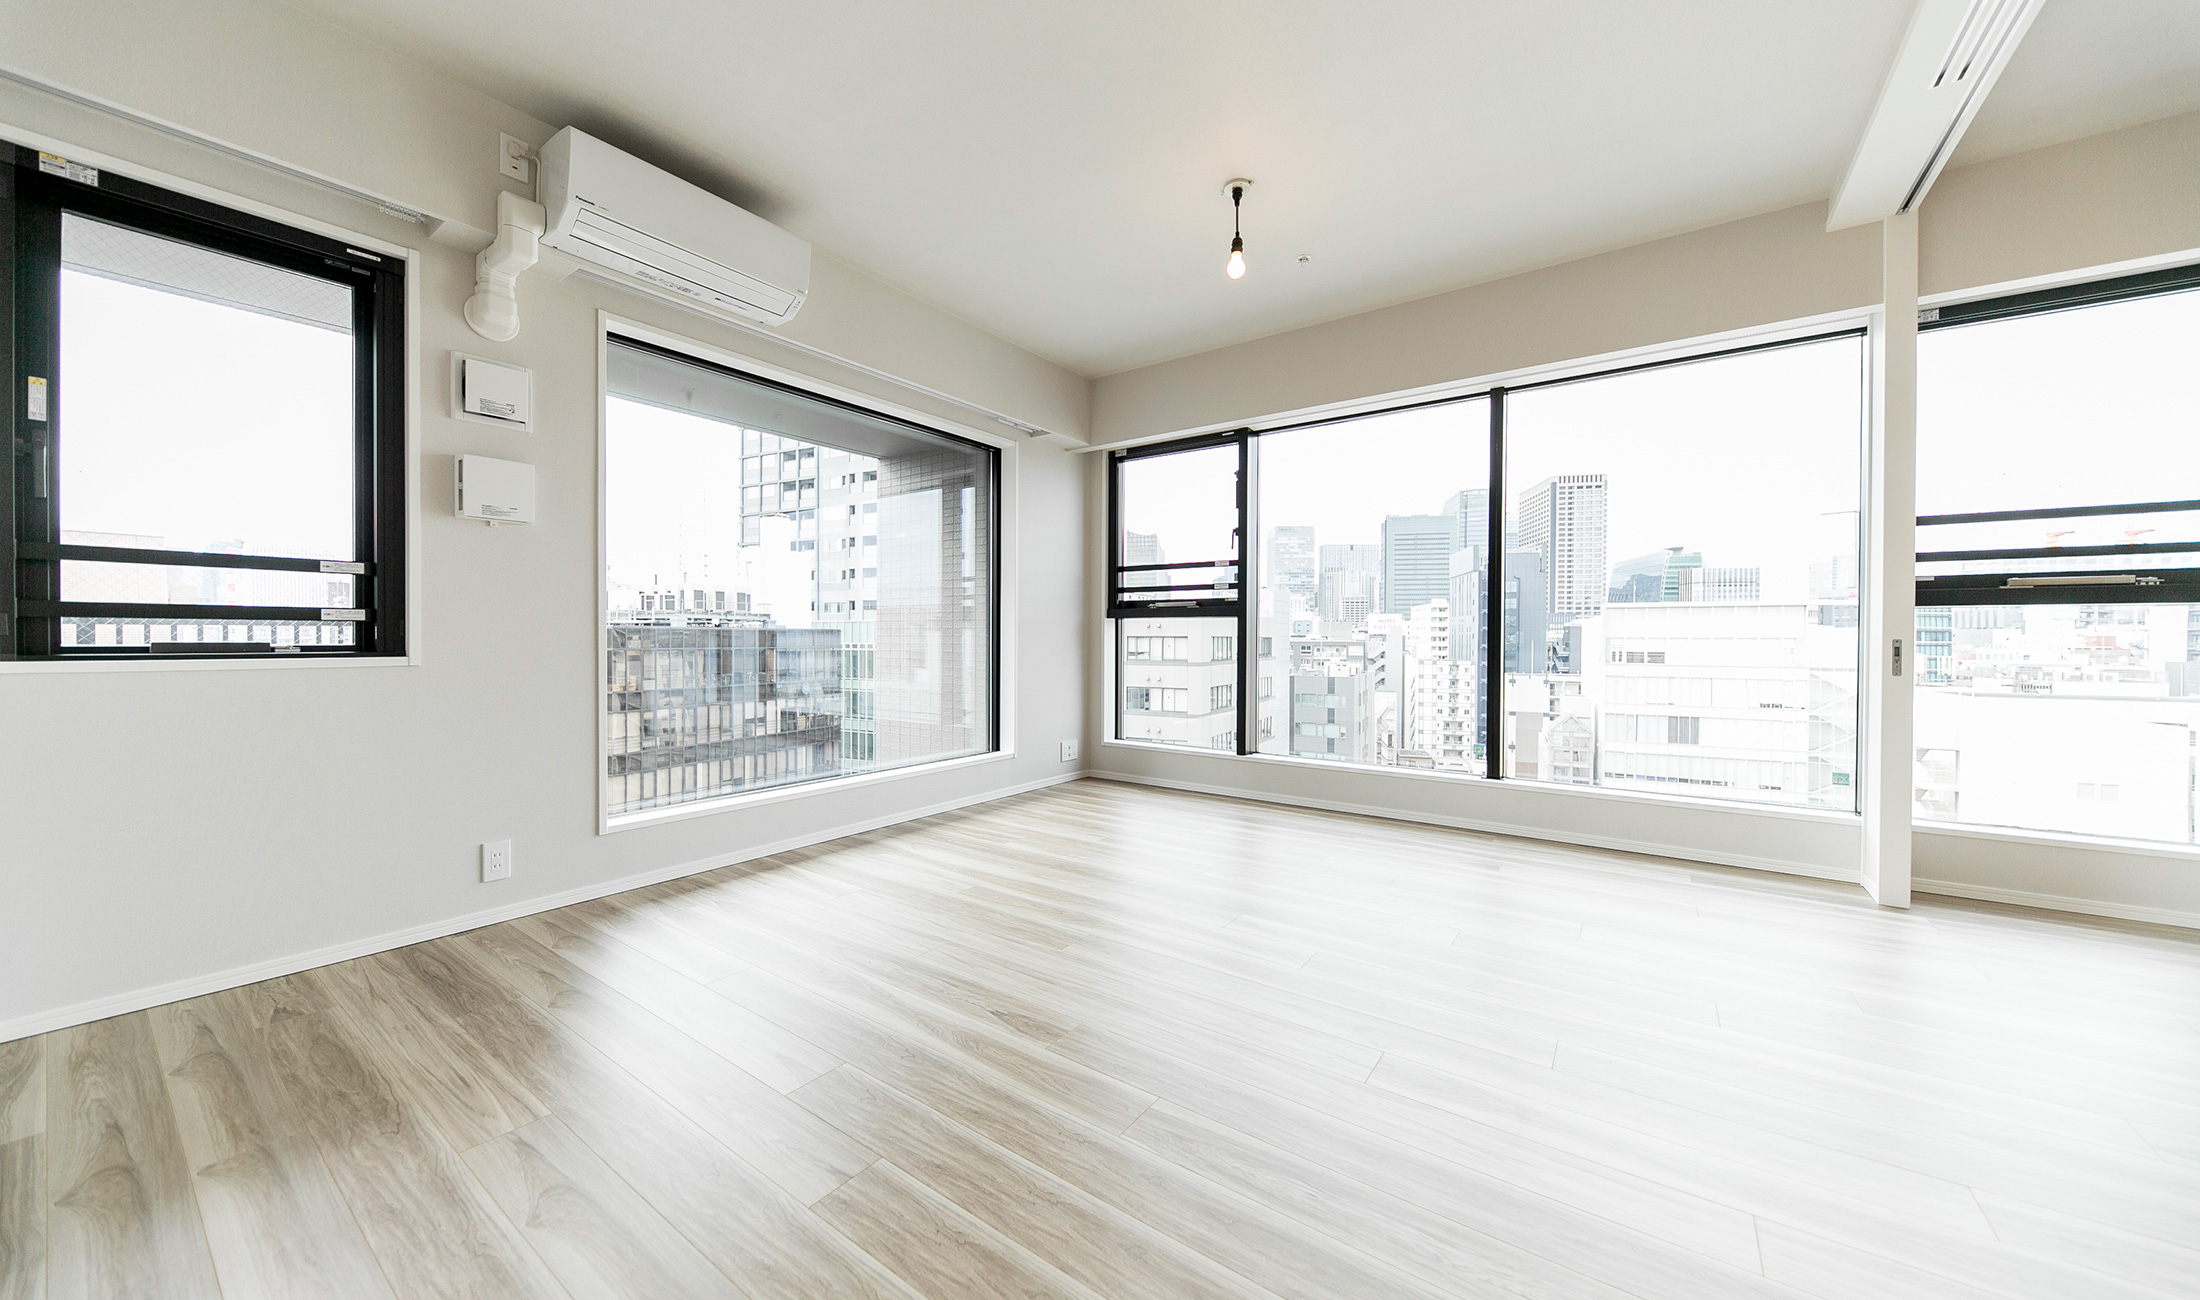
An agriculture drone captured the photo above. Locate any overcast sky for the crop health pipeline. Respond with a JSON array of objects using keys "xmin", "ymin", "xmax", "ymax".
[{"xmin": 61, "ymin": 271, "xmax": 354, "ymax": 560}]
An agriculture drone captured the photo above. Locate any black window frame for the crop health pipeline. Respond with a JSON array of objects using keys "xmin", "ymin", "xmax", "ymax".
[
  {"xmin": 1916, "ymin": 262, "xmax": 2200, "ymax": 608},
  {"xmin": 4, "ymin": 143, "xmax": 407, "ymax": 660},
  {"xmin": 1108, "ymin": 327, "xmax": 1867, "ymax": 784},
  {"xmin": 602, "ymin": 331, "xmax": 1005, "ymax": 804}
]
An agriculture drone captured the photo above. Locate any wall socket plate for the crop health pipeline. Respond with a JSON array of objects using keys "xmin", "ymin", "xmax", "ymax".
[
  {"xmin": 498, "ymin": 133, "xmax": 532, "ymax": 184},
  {"xmin": 482, "ymin": 840, "xmax": 513, "ymax": 882},
  {"xmin": 1060, "ymin": 740, "xmax": 1079, "ymax": 763}
]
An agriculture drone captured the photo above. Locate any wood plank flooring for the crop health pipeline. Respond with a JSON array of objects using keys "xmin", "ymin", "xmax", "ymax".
[{"xmin": 3, "ymin": 777, "xmax": 2198, "ymax": 1299}]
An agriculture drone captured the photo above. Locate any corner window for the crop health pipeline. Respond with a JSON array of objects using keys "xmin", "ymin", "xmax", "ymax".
[
  {"xmin": 602, "ymin": 336, "xmax": 999, "ymax": 816},
  {"xmin": 5, "ymin": 147, "xmax": 406, "ymax": 657},
  {"xmin": 1107, "ymin": 329, "xmax": 1866, "ymax": 815},
  {"xmin": 1916, "ymin": 266, "xmax": 2200, "ymax": 845}
]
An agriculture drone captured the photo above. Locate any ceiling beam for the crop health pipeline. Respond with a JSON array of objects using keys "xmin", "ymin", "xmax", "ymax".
[{"xmin": 1828, "ymin": 0, "xmax": 2045, "ymax": 231}]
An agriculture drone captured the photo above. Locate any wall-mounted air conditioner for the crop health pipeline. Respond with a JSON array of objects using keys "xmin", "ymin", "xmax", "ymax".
[{"xmin": 538, "ymin": 127, "xmax": 811, "ymax": 327}]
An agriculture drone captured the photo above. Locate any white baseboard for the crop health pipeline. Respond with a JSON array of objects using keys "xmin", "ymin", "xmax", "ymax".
[
  {"xmin": 1090, "ymin": 771, "xmax": 1860, "ymax": 884},
  {"xmin": 1912, "ymin": 878, "xmax": 2200, "ymax": 932},
  {"xmin": 1, "ymin": 771, "xmax": 1082, "ymax": 1045}
]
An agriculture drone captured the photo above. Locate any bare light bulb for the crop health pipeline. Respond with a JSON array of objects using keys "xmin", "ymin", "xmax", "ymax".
[{"xmin": 1226, "ymin": 235, "xmax": 1246, "ymax": 280}]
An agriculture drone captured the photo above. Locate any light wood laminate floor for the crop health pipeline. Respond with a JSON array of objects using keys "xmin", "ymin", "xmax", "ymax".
[{"xmin": 5, "ymin": 778, "xmax": 2200, "ymax": 1299}]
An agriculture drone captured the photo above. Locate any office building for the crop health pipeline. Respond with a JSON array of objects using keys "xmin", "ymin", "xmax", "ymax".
[
  {"xmin": 1317, "ymin": 565, "xmax": 1380, "ymax": 626},
  {"xmin": 11, "ymin": 10, "xmax": 2194, "ymax": 1299},
  {"xmin": 1319, "ymin": 542, "xmax": 1382, "ymax": 576},
  {"xmin": 1518, "ymin": 473, "xmax": 1608, "ymax": 621},
  {"xmin": 1678, "ymin": 565, "xmax": 1761, "ymax": 602},
  {"xmin": 1268, "ymin": 525, "xmax": 1318, "ymax": 602},
  {"xmin": 1381, "ymin": 513, "xmax": 1456, "ymax": 614},
  {"xmin": 1443, "ymin": 488, "xmax": 1490, "ymax": 567}
]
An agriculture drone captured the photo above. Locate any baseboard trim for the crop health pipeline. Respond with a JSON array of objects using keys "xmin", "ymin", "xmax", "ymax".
[
  {"xmin": 1091, "ymin": 771, "xmax": 1860, "ymax": 885},
  {"xmin": 1, "ymin": 771, "xmax": 1082, "ymax": 1045},
  {"xmin": 1912, "ymin": 878, "xmax": 2200, "ymax": 932}
]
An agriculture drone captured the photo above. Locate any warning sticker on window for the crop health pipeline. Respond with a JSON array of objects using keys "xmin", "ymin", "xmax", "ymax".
[
  {"xmin": 26, "ymin": 377, "xmax": 47, "ymax": 422},
  {"xmin": 37, "ymin": 152, "xmax": 99, "ymax": 186}
]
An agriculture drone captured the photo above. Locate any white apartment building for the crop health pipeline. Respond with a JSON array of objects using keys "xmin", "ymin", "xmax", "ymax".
[
  {"xmin": 1119, "ymin": 618, "xmax": 1243, "ymax": 751},
  {"xmin": 1582, "ymin": 601, "xmax": 1859, "ymax": 809},
  {"xmin": 1914, "ymin": 604, "xmax": 2199, "ymax": 843},
  {"xmin": 1399, "ymin": 599, "xmax": 1478, "ymax": 770}
]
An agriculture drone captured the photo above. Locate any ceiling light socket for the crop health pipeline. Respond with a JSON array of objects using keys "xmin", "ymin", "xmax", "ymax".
[{"xmin": 1221, "ymin": 177, "xmax": 1254, "ymax": 199}]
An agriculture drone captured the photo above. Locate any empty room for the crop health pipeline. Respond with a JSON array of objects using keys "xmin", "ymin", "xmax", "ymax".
[{"xmin": 4, "ymin": 2, "xmax": 2200, "ymax": 1297}]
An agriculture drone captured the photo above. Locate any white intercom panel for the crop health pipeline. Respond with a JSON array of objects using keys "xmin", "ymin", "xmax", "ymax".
[
  {"xmin": 456, "ymin": 454, "xmax": 536, "ymax": 524},
  {"xmin": 452, "ymin": 353, "xmax": 533, "ymax": 429}
]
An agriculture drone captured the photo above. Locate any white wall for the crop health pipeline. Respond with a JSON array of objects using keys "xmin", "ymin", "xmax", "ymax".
[
  {"xmin": 1086, "ymin": 110, "xmax": 2200, "ymax": 927},
  {"xmin": 0, "ymin": 2, "xmax": 1089, "ymax": 1038}
]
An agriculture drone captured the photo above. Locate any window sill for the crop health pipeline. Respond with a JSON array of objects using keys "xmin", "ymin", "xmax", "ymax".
[
  {"xmin": 601, "ymin": 748, "xmax": 1017, "ymax": 835},
  {"xmin": 1915, "ymin": 820, "xmax": 2200, "ymax": 862},
  {"xmin": 0, "ymin": 654, "xmax": 417, "ymax": 675},
  {"xmin": 1097, "ymin": 736, "xmax": 1863, "ymax": 827}
]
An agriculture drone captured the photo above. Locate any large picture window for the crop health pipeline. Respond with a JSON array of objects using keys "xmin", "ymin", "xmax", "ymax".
[
  {"xmin": 1503, "ymin": 336, "xmax": 1864, "ymax": 809},
  {"xmin": 603, "ymin": 337, "xmax": 998, "ymax": 816},
  {"xmin": 5, "ymin": 144, "xmax": 406, "ymax": 657},
  {"xmin": 1916, "ymin": 267, "xmax": 2200, "ymax": 845},
  {"xmin": 1255, "ymin": 398, "xmax": 1490, "ymax": 770},
  {"xmin": 1107, "ymin": 331, "xmax": 1867, "ymax": 817}
]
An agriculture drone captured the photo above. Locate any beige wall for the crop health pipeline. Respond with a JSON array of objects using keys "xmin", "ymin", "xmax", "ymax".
[
  {"xmin": 1092, "ymin": 202, "xmax": 1883, "ymax": 446},
  {"xmin": 1086, "ymin": 110, "xmax": 2200, "ymax": 927},
  {"xmin": 1922, "ymin": 109, "xmax": 2200, "ymax": 302},
  {"xmin": 1092, "ymin": 109, "xmax": 2200, "ymax": 449},
  {"xmin": 0, "ymin": 1, "xmax": 1091, "ymax": 1036},
  {"xmin": 1, "ymin": 0, "xmax": 1090, "ymax": 444}
]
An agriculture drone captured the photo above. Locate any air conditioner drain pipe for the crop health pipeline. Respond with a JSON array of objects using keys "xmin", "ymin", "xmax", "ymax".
[{"xmin": 465, "ymin": 190, "xmax": 546, "ymax": 341}]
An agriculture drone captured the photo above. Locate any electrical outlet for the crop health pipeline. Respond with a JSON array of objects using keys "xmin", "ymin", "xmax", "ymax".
[
  {"xmin": 498, "ymin": 133, "xmax": 533, "ymax": 184},
  {"xmin": 1060, "ymin": 740, "xmax": 1079, "ymax": 763},
  {"xmin": 482, "ymin": 839, "xmax": 513, "ymax": 882}
]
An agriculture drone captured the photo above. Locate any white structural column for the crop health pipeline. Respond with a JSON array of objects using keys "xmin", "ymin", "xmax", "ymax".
[{"xmin": 1863, "ymin": 210, "xmax": 1918, "ymax": 907}]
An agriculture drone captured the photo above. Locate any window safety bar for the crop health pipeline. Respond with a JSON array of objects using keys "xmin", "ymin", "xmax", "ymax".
[
  {"xmin": 22, "ymin": 542, "xmax": 373, "ymax": 575},
  {"xmin": 22, "ymin": 601, "xmax": 372, "ymax": 622},
  {"xmin": 1916, "ymin": 498, "xmax": 2200, "ymax": 527}
]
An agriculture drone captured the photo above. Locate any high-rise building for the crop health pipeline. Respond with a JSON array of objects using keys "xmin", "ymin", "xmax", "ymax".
[
  {"xmin": 1399, "ymin": 599, "xmax": 1476, "ymax": 770},
  {"xmin": 1517, "ymin": 474, "xmax": 1607, "ymax": 621},
  {"xmin": 1382, "ymin": 514, "xmax": 1455, "ymax": 614},
  {"xmin": 1269, "ymin": 526, "xmax": 1317, "ymax": 602},
  {"xmin": 1442, "ymin": 489, "xmax": 1490, "ymax": 568},
  {"xmin": 1318, "ymin": 543, "xmax": 1381, "ymax": 575},
  {"xmin": 873, "ymin": 443, "xmax": 991, "ymax": 768},
  {"xmin": 1317, "ymin": 567, "xmax": 1381, "ymax": 626},
  {"xmin": 1679, "ymin": 566, "xmax": 1761, "ymax": 602},
  {"xmin": 1610, "ymin": 547, "xmax": 1699, "ymax": 603}
]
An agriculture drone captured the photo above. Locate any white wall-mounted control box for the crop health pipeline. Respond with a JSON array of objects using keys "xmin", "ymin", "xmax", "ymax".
[
  {"xmin": 456, "ymin": 454, "xmax": 536, "ymax": 524},
  {"xmin": 452, "ymin": 353, "xmax": 532, "ymax": 430}
]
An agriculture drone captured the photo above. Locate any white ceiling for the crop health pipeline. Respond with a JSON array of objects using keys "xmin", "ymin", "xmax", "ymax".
[{"xmin": 283, "ymin": 1, "xmax": 2200, "ymax": 377}]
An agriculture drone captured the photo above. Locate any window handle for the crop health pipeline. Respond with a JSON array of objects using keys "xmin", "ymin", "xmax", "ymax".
[{"xmin": 31, "ymin": 441, "xmax": 49, "ymax": 499}]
